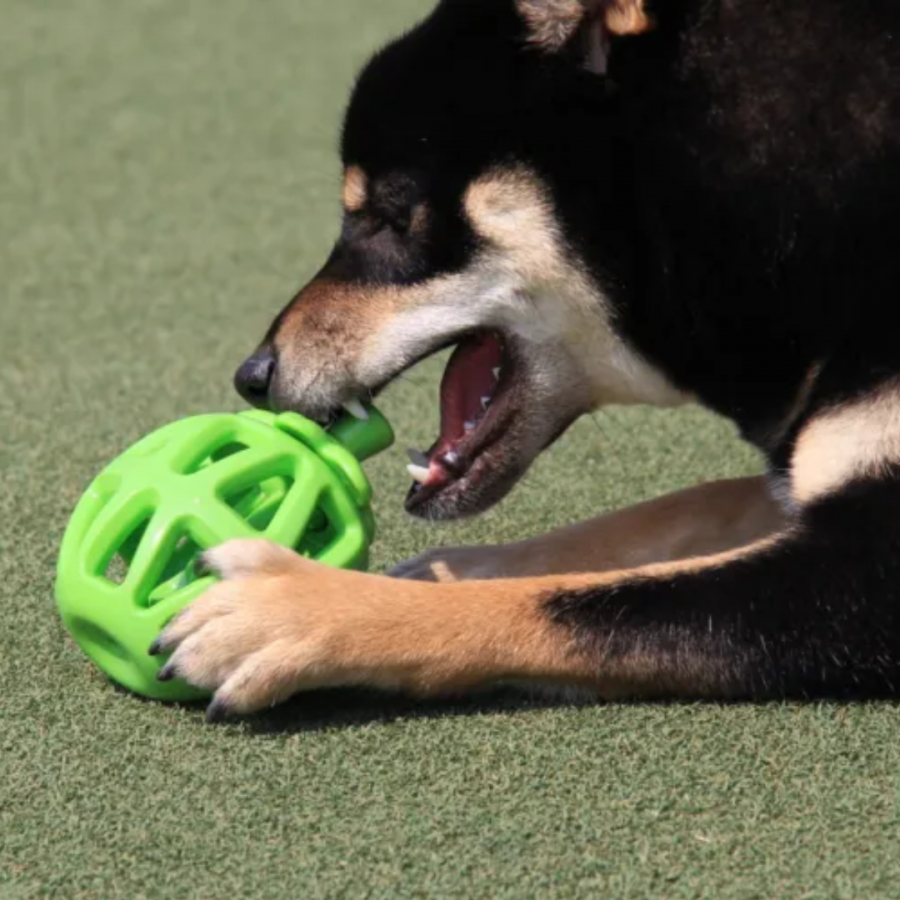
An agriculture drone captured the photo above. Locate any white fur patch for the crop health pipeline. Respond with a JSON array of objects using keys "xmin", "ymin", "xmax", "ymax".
[
  {"xmin": 791, "ymin": 384, "xmax": 900, "ymax": 504},
  {"xmin": 359, "ymin": 168, "xmax": 686, "ymax": 413}
]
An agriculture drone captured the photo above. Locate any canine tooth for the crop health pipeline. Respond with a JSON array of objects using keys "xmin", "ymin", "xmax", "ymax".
[
  {"xmin": 407, "ymin": 448, "xmax": 430, "ymax": 467},
  {"xmin": 342, "ymin": 398, "xmax": 369, "ymax": 420},
  {"xmin": 481, "ymin": 396, "xmax": 491, "ymax": 410},
  {"xmin": 493, "ymin": 367, "xmax": 501, "ymax": 380},
  {"xmin": 406, "ymin": 464, "xmax": 431, "ymax": 485}
]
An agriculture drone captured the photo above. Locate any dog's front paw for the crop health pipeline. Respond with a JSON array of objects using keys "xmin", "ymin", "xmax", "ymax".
[
  {"xmin": 151, "ymin": 539, "xmax": 380, "ymax": 721},
  {"xmin": 390, "ymin": 545, "xmax": 514, "ymax": 583}
]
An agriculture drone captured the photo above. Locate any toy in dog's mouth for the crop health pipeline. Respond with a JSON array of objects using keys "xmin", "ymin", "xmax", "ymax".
[{"xmin": 403, "ymin": 330, "xmax": 525, "ymax": 518}]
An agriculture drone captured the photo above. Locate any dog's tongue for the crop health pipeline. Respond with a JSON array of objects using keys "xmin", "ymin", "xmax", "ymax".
[
  {"xmin": 407, "ymin": 332, "xmax": 504, "ymax": 491},
  {"xmin": 437, "ymin": 332, "xmax": 503, "ymax": 453}
]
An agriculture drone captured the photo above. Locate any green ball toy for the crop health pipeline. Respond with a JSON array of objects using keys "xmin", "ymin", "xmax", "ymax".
[{"xmin": 55, "ymin": 407, "xmax": 394, "ymax": 702}]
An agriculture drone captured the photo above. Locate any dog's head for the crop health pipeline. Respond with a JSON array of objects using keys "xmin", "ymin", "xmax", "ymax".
[{"xmin": 235, "ymin": 0, "xmax": 685, "ymax": 519}]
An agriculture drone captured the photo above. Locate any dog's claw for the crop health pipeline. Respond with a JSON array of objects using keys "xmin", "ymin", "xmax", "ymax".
[
  {"xmin": 205, "ymin": 698, "xmax": 231, "ymax": 724},
  {"xmin": 157, "ymin": 662, "xmax": 177, "ymax": 682},
  {"xmin": 194, "ymin": 552, "xmax": 213, "ymax": 578}
]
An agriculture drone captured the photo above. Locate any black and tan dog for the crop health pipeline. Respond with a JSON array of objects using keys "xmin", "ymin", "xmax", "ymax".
[{"xmin": 152, "ymin": 0, "xmax": 900, "ymax": 720}]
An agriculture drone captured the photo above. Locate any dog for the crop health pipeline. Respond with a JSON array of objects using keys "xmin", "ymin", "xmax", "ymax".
[{"xmin": 152, "ymin": 0, "xmax": 900, "ymax": 721}]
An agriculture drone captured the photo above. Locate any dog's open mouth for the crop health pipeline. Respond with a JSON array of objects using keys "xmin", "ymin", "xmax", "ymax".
[{"xmin": 404, "ymin": 329, "xmax": 519, "ymax": 516}]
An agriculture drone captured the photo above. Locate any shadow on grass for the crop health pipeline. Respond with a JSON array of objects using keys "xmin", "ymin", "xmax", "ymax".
[
  {"xmin": 112, "ymin": 673, "xmax": 595, "ymax": 733},
  {"xmin": 239, "ymin": 685, "xmax": 596, "ymax": 735},
  {"xmin": 123, "ymin": 680, "xmax": 900, "ymax": 733}
]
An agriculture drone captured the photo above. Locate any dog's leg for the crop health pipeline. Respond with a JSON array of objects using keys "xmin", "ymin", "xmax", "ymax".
[
  {"xmin": 152, "ymin": 471, "xmax": 900, "ymax": 717},
  {"xmin": 155, "ymin": 388, "xmax": 900, "ymax": 715},
  {"xmin": 391, "ymin": 476, "xmax": 784, "ymax": 582}
]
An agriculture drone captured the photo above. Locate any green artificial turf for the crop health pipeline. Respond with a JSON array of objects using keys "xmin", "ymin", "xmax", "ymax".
[{"xmin": 3, "ymin": 1, "xmax": 900, "ymax": 896}]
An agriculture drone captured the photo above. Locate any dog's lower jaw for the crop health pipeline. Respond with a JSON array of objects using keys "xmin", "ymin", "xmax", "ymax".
[{"xmin": 405, "ymin": 387, "xmax": 587, "ymax": 520}]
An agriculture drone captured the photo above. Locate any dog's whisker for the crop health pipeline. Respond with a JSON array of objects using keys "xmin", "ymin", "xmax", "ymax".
[
  {"xmin": 590, "ymin": 413, "xmax": 610, "ymax": 441},
  {"xmin": 590, "ymin": 412, "xmax": 621, "ymax": 449}
]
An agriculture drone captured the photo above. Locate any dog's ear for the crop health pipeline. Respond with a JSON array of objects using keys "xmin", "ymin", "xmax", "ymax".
[{"xmin": 517, "ymin": 0, "xmax": 651, "ymax": 73}]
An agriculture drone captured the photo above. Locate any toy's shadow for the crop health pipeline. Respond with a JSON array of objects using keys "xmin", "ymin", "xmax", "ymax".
[{"xmin": 237, "ymin": 686, "xmax": 593, "ymax": 735}]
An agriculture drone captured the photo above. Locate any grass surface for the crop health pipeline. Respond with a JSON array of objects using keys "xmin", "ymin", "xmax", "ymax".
[{"xmin": 2, "ymin": 1, "xmax": 900, "ymax": 897}]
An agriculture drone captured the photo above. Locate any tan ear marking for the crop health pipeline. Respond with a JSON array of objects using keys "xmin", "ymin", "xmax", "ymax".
[
  {"xmin": 603, "ymin": 0, "xmax": 651, "ymax": 36},
  {"xmin": 516, "ymin": 0, "xmax": 650, "ymax": 51},
  {"xmin": 342, "ymin": 166, "xmax": 368, "ymax": 213}
]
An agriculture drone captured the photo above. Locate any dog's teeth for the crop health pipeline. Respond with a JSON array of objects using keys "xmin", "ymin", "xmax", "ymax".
[
  {"xmin": 407, "ymin": 448, "xmax": 430, "ymax": 467},
  {"xmin": 342, "ymin": 398, "xmax": 369, "ymax": 420},
  {"xmin": 493, "ymin": 367, "xmax": 501, "ymax": 380},
  {"xmin": 406, "ymin": 464, "xmax": 431, "ymax": 485},
  {"xmin": 440, "ymin": 450, "xmax": 464, "ymax": 475},
  {"xmin": 464, "ymin": 420, "xmax": 476, "ymax": 432},
  {"xmin": 481, "ymin": 396, "xmax": 491, "ymax": 410}
]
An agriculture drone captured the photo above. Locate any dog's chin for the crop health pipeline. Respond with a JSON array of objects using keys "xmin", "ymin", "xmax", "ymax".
[{"xmin": 402, "ymin": 329, "xmax": 577, "ymax": 521}]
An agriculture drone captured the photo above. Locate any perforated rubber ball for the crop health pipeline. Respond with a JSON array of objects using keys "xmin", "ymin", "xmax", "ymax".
[{"xmin": 55, "ymin": 408, "xmax": 393, "ymax": 701}]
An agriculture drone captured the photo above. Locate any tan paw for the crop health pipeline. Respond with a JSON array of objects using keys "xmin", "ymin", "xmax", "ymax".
[
  {"xmin": 198, "ymin": 538, "xmax": 304, "ymax": 580},
  {"xmin": 150, "ymin": 539, "xmax": 396, "ymax": 721}
]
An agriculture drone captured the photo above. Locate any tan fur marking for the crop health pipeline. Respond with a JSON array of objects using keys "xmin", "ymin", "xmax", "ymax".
[
  {"xmin": 342, "ymin": 165, "xmax": 368, "ymax": 212},
  {"xmin": 462, "ymin": 168, "xmax": 686, "ymax": 409},
  {"xmin": 603, "ymin": 0, "xmax": 651, "ymax": 35},
  {"xmin": 463, "ymin": 169, "xmax": 563, "ymax": 282},
  {"xmin": 463, "ymin": 169, "xmax": 570, "ymax": 292},
  {"xmin": 345, "ymin": 578, "xmax": 587, "ymax": 692},
  {"xmin": 516, "ymin": 0, "xmax": 650, "ymax": 51},
  {"xmin": 792, "ymin": 383, "xmax": 900, "ymax": 504},
  {"xmin": 602, "ymin": 530, "xmax": 785, "ymax": 583},
  {"xmin": 271, "ymin": 278, "xmax": 398, "ymax": 384},
  {"xmin": 393, "ymin": 476, "xmax": 784, "ymax": 582}
]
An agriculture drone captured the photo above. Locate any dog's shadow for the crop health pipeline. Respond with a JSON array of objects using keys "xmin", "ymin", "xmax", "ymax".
[
  {"xmin": 117, "ymin": 679, "xmax": 591, "ymax": 732},
  {"xmin": 234, "ymin": 686, "xmax": 592, "ymax": 735},
  {"xmin": 140, "ymin": 684, "xmax": 895, "ymax": 732}
]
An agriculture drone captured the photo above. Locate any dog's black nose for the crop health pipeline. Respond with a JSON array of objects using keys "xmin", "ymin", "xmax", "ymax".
[{"xmin": 234, "ymin": 347, "xmax": 275, "ymax": 407}]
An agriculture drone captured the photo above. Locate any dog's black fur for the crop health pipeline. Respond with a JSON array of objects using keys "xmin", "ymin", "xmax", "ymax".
[
  {"xmin": 346, "ymin": 0, "xmax": 900, "ymax": 439},
  {"xmin": 199, "ymin": 0, "xmax": 900, "ymax": 707}
]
